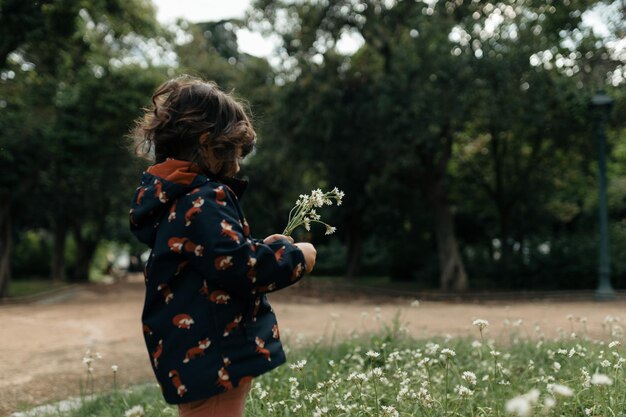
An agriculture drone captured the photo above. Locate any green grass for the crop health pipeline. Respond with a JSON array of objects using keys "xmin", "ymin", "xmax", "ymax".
[
  {"xmin": 22, "ymin": 317, "xmax": 626, "ymax": 417},
  {"xmin": 7, "ymin": 279, "xmax": 67, "ymax": 298}
]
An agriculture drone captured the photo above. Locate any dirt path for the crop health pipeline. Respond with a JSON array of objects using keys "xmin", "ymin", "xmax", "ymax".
[{"xmin": 1, "ymin": 280, "xmax": 624, "ymax": 416}]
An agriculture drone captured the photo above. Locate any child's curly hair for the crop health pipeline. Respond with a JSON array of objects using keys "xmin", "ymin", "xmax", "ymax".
[{"xmin": 131, "ymin": 75, "xmax": 256, "ymax": 177}]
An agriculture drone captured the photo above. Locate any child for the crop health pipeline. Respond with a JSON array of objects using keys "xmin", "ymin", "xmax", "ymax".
[{"xmin": 129, "ymin": 75, "xmax": 316, "ymax": 417}]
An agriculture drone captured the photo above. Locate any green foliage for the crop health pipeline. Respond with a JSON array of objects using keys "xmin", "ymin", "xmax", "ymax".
[{"xmin": 11, "ymin": 230, "xmax": 52, "ymax": 278}]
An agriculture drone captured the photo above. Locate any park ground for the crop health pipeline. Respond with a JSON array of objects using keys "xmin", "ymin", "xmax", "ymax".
[{"xmin": 1, "ymin": 277, "xmax": 625, "ymax": 416}]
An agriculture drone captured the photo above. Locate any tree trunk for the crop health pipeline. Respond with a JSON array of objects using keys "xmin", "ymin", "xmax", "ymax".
[
  {"xmin": 498, "ymin": 204, "xmax": 513, "ymax": 284},
  {"xmin": 345, "ymin": 218, "xmax": 362, "ymax": 279},
  {"xmin": 0, "ymin": 201, "xmax": 12, "ymax": 299},
  {"xmin": 51, "ymin": 220, "xmax": 67, "ymax": 283},
  {"xmin": 424, "ymin": 179, "xmax": 468, "ymax": 291},
  {"xmin": 71, "ymin": 227, "xmax": 99, "ymax": 283}
]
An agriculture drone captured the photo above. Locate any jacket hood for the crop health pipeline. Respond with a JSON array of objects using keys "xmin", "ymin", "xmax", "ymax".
[
  {"xmin": 129, "ymin": 159, "xmax": 250, "ymax": 248},
  {"xmin": 130, "ymin": 159, "xmax": 208, "ymax": 247}
]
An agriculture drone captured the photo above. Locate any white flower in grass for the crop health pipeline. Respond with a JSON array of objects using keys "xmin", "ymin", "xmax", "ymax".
[
  {"xmin": 440, "ymin": 348, "xmax": 456, "ymax": 358},
  {"xmin": 543, "ymin": 397, "xmax": 556, "ymax": 413},
  {"xmin": 462, "ymin": 371, "xmax": 477, "ymax": 385},
  {"xmin": 455, "ymin": 385, "xmax": 473, "ymax": 398},
  {"xmin": 505, "ymin": 397, "xmax": 532, "ymax": 417},
  {"xmin": 609, "ymin": 340, "xmax": 621, "ymax": 349},
  {"xmin": 289, "ymin": 359, "xmax": 307, "ymax": 371},
  {"xmin": 366, "ymin": 350, "xmax": 380, "ymax": 359},
  {"xmin": 473, "ymin": 319, "xmax": 489, "ymax": 330},
  {"xmin": 591, "ymin": 373, "xmax": 613, "ymax": 386},
  {"xmin": 381, "ymin": 405, "xmax": 399, "ymax": 417},
  {"xmin": 505, "ymin": 388, "xmax": 539, "ymax": 417},
  {"xmin": 425, "ymin": 343, "xmax": 439, "ymax": 356},
  {"xmin": 124, "ymin": 405, "xmax": 145, "ymax": 417},
  {"xmin": 600, "ymin": 359, "xmax": 611, "ymax": 368},
  {"xmin": 471, "ymin": 340, "xmax": 482, "ymax": 349},
  {"xmin": 111, "ymin": 365, "xmax": 119, "ymax": 373},
  {"xmin": 581, "ymin": 368, "xmax": 591, "ymax": 388},
  {"xmin": 490, "ymin": 350, "xmax": 501, "ymax": 357},
  {"xmin": 552, "ymin": 362, "xmax": 561, "ymax": 372},
  {"xmin": 549, "ymin": 383, "xmax": 574, "ymax": 397},
  {"xmin": 584, "ymin": 408, "xmax": 593, "ymax": 416}
]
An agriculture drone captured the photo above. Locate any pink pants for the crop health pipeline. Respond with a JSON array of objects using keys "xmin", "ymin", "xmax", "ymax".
[{"xmin": 178, "ymin": 381, "xmax": 251, "ymax": 417}]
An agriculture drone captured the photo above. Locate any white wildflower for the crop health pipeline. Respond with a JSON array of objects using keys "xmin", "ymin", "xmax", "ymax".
[
  {"xmin": 552, "ymin": 362, "xmax": 561, "ymax": 372},
  {"xmin": 591, "ymin": 373, "xmax": 613, "ymax": 386},
  {"xmin": 505, "ymin": 397, "xmax": 532, "ymax": 417},
  {"xmin": 410, "ymin": 299, "xmax": 420, "ymax": 307},
  {"xmin": 473, "ymin": 319, "xmax": 489, "ymax": 330},
  {"xmin": 289, "ymin": 359, "xmax": 307, "ymax": 371},
  {"xmin": 381, "ymin": 405, "xmax": 399, "ymax": 417},
  {"xmin": 543, "ymin": 397, "xmax": 556, "ymax": 413},
  {"xmin": 600, "ymin": 359, "xmax": 611, "ymax": 368},
  {"xmin": 462, "ymin": 371, "xmax": 477, "ymax": 385},
  {"xmin": 440, "ymin": 348, "xmax": 456, "ymax": 358},
  {"xmin": 366, "ymin": 350, "xmax": 380, "ymax": 359},
  {"xmin": 455, "ymin": 385, "xmax": 473, "ymax": 398},
  {"xmin": 313, "ymin": 406, "xmax": 329, "ymax": 417},
  {"xmin": 581, "ymin": 368, "xmax": 591, "ymax": 388},
  {"xmin": 111, "ymin": 365, "xmax": 119, "ymax": 373},
  {"xmin": 609, "ymin": 340, "xmax": 621, "ymax": 349},
  {"xmin": 550, "ymin": 383, "xmax": 574, "ymax": 397},
  {"xmin": 124, "ymin": 405, "xmax": 145, "ymax": 417}
]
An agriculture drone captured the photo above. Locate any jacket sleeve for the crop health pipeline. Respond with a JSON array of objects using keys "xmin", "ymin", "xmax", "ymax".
[{"xmin": 177, "ymin": 185, "xmax": 306, "ymax": 297}]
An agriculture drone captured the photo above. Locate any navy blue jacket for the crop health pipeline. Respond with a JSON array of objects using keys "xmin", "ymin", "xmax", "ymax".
[{"xmin": 129, "ymin": 159, "xmax": 306, "ymax": 404}]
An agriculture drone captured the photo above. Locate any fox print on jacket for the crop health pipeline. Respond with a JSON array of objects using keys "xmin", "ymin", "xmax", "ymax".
[{"xmin": 130, "ymin": 159, "xmax": 306, "ymax": 405}]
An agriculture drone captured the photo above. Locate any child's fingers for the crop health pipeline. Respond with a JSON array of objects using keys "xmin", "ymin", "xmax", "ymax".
[{"xmin": 263, "ymin": 234, "xmax": 294, "ymax": 245}]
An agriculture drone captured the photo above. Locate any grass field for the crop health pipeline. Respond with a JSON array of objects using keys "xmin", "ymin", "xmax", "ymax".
[
  {"xmin": 25, "ymin": 314, "xmax": 626, "ymax": 417},
  {"xmin": 7, "ymin": 280, "xmax": 68, "ymax": 298}
]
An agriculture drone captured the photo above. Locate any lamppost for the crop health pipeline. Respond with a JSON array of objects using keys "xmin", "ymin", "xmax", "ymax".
[{"xmin": 591, "ymin": 90, "xmax": 615, "ymax": 300}]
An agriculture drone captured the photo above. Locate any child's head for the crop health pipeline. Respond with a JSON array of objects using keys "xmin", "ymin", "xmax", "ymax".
[{"xmin": 132, "ymin": 75, "xmax": 256, "ymax": 177}]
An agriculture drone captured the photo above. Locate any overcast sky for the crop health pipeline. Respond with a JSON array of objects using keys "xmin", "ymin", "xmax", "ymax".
[
  {"xmin": 151, "ymin": 1, "xmax": 613, "ymax": 60},
  {"xmin": 151, "ymin": 0, "xmax": 280, "ymax": 57}
]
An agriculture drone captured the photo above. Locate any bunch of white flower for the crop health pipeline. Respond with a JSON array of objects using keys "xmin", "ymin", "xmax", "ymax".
[
  {"xmin": 124, "ymin": 405, "xmax": 145, "ymax": 417},
  {"xmin": 289, "ymin": 359, "xmax": 308, "ymax": 371},
  {"xmin": 590, "ymin": 373, "xmax": 613, "ymax": 386},
  {"xmin": 462, "ymin": 371, "xmax": 477, "ymax": 385},
  {"xmin": 505, "ymin": 388, "xmax": 540, "ymax": 417},
  {"xmin": 283, "ymin": 187, "xmax": 344, "ymax": 236},
  {"xmin": 473, "ymin": 319, "xmax": 489, "ymax": 330}
]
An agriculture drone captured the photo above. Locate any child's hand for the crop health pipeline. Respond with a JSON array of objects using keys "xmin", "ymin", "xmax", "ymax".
[
  {"xmin": 263, "ymin": 234, "xmax": 295, "ymax": 245},
  {"xmin": 294, "ymin": 242, "xmax": 316, "ymax": 274}
]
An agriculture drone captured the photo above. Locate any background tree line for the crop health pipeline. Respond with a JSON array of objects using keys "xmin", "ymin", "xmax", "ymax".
[{"xmin": 0, "ymin": 0, "xmax": 624, "ymax": 298}]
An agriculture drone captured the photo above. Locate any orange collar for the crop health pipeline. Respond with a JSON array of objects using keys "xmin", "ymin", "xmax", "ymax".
[{"xmin": 146, "ymin": 159, "xmax": 202, "ymax": 186}]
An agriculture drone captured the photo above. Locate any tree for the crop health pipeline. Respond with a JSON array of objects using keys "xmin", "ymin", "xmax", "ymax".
[
  {"xmin": 0, "ymin": 0, "xmax": 161, "ymax": 295},
  {"xmin": 249, "ymin": 0, "xmax": 619, "ymax": 290}
]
